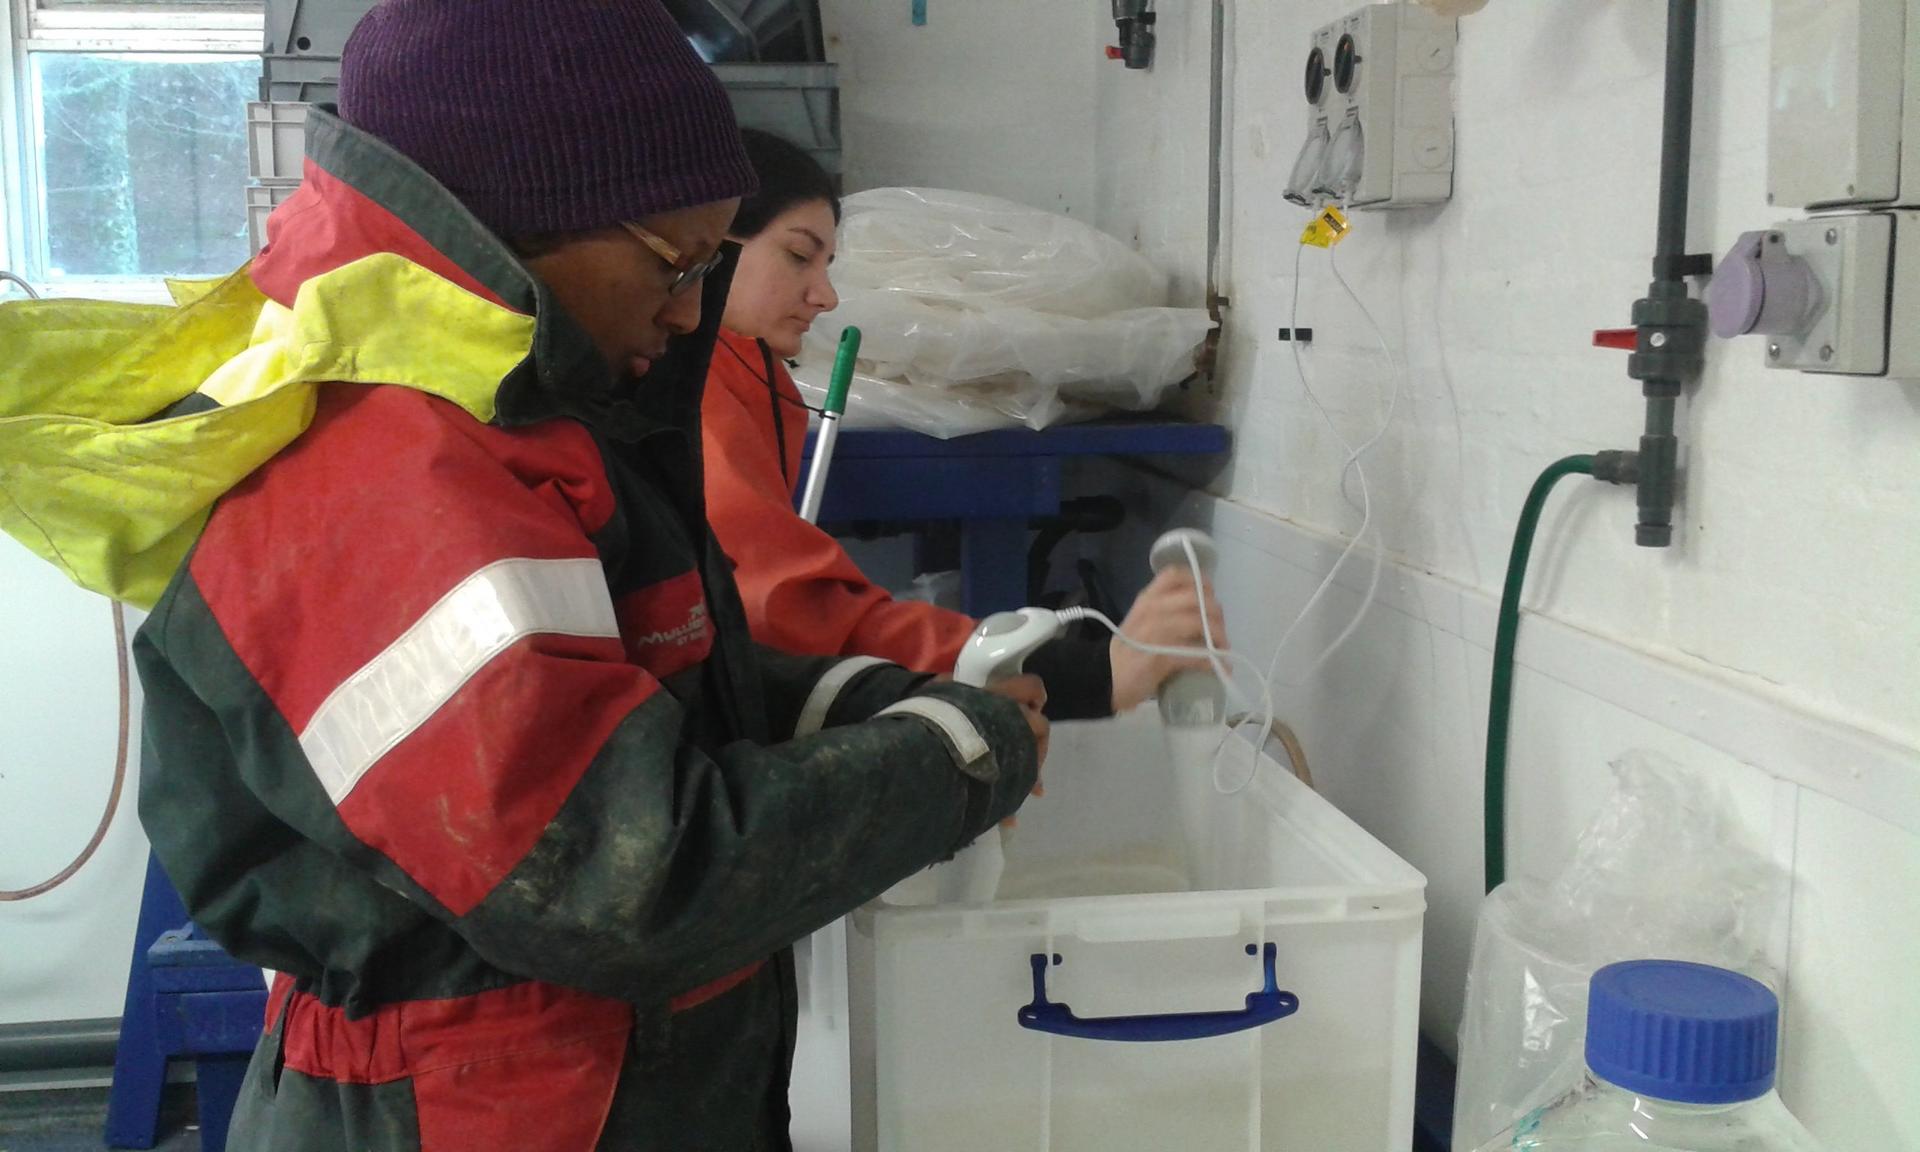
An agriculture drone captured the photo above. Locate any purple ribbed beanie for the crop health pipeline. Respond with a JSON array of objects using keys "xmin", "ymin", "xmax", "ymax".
[{"xmin": 338, "ymin": 0, "xmax": 757, "ymax": 237}]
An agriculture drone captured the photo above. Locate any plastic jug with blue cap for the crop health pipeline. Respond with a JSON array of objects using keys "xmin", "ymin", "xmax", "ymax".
[{"xmin": 1482, "ymin": 959, "xmax": 1824, "ymax": 1152}]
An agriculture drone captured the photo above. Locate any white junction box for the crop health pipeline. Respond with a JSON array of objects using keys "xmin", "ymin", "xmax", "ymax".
[
  {"xmin": 1285, "ymin": 3, "xmax": 1457, "ymax": 209},
  {"xmin": 1770, "ymin": 213, "xmax": 1897, "ymax": 376},
  {"xmin": 1769, "ymin": 0, "xmax": 1920, "ymax": 209},
  {"xmin": 848, "ymin": 713, "xmax": 1427, "ymax": 1152},
  {"xmin": 1711, "ymin": 210, "xmax": 1920, "ymax": 378}
]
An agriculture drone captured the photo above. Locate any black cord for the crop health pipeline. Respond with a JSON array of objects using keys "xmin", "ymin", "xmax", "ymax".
[
  {"xmin": 719, "ymin": 336, "xmax": 825, "ymax": 416},
  {"xmin": 759, "ymin": 339, "xmax": 791, "ymax": 488},
  {"xmin": 718, "ymin": 335, "xmax": 829, "ymax": 490}
]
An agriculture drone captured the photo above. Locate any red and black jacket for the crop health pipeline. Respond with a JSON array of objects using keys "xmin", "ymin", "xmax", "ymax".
[{"xmin": 133, "ymin": 107, "xmax": 1038, "ymax": 1152}]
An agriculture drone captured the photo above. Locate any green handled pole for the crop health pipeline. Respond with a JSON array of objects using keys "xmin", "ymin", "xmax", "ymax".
[{"xmin": 798, "ymin": 326, "xmax": 860, "ymax": 524}]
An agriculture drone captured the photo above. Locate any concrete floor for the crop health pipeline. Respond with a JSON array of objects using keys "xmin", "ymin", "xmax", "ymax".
[{"xmin": 0, "ymin": 1085, "xmax": 200, "ymax": 1152}]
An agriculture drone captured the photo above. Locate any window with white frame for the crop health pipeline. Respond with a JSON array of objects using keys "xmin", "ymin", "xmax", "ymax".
[{"xmin": 4, "ymin": 0, "xmax": 264, "ymax": 293}]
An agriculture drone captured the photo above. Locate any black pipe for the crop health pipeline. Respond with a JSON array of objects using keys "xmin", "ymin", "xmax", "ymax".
[
  {"xmin": 1653, "ymin": 0, "xmax": 1699, "ymax": 269},
  {"xmin": 1200, "ymin": 0, "xmax": 1226, "ymax": 378},
  {"xmin": 1626, "ymin": 0, "xmax": 1706, "ymax": 548},
  {"xmin": 1111, "ymin": 0, "xmax": 1156, "ymax": 70},
  {"xmin": 0, "ymin": 1018, "xmax": 118, "ymax": 1074},
  {"xmin": 1635, "ymin": 394, "xmax": 1679, "ymax": 547}
]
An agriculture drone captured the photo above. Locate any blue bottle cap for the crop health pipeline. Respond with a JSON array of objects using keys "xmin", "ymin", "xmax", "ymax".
[{"xmin": 1585, "ymin": 960, "xmax": 1778, "ymax": 1105}]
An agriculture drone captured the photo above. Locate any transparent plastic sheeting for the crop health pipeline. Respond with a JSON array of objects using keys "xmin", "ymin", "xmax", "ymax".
[
  {"xmin": 790, "ymin": 188, "xmax": 1214, "ymax": 437},
  {"xmin": 1453, "ymin": 752, "xmax": 1785, "ymax": 1152}
]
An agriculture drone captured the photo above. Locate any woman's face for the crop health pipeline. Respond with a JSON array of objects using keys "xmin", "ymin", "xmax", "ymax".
[
  {"xmin": 722, "ymin": 198, "xmax": 839, "ymax": 358},
  {"xmin": 521, "ymin": 198, "xmax": 738, "ymax": 380}
]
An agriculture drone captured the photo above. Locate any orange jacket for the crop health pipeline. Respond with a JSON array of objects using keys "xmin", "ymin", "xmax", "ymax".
[{"xmin": 702, "ymin": 329, "xmax": 977, "ymax": 673}]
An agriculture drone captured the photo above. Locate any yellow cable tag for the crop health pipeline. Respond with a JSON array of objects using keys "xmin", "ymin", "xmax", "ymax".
[{"xmin": 1300, "ymin": 204, "xmax": 1352, "ymax": 248}]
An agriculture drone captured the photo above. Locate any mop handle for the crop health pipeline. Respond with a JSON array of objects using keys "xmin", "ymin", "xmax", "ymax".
[{"xmin": 798, "ymin": 326, "xmax": 861, "ymax": 524}]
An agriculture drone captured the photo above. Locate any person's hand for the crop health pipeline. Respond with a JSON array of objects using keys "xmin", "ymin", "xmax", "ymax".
[
  {"xmin": 1110, "ymin": 566, "xmax": 1229, "ymax": 714},
  {"xmin": 983, "ymin": 674, "xmax": 1049, "ymax": 772},
  {"xmin": 983, "ymin": 674, "xmax": 1049, "ymax": 826}
]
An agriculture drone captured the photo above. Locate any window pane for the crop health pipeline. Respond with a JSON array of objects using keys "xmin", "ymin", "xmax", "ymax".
[{"xmin": 35, "ymin": 53, "xmax": 260, "ymax": 278}]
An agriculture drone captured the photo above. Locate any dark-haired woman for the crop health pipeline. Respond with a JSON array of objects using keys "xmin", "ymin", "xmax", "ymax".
[{"xmin": 703, "ymin": 130, "xmax": 1227, "ymax": 721}]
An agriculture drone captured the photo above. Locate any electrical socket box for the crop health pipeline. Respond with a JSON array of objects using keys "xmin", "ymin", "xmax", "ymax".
[
  {"xmin": 1288, "ymin": 3, "xmax": 1456, "ymax": 210},
  {"xmin": 1283, "ymin": 24, "xmax": 1342, "ymax": 208},
  {"xmin": 1740, "ymin": 211, "xmax": 1920, "ymax": 378},
  {"xmin": 1769, "ymin": 0, "xmax": 1920, "ymax": 209}
]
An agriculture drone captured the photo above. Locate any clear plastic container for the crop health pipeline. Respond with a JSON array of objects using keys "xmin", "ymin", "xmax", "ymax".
[
  {"xmin": 1481, "ymin": 960, "xmax": 1824, "ymax": 1152},
  {"xmin": 850, "ymin": 713, "xmax": 1427, "ymax": 1152},
  {"xmin": 1506, "ymin": 1076, "xmax": 1823, "ymax": 1152}
]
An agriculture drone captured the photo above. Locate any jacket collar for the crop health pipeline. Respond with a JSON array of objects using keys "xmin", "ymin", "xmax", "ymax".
[{"xmin": 252, "ymin": 106, "xmax": 729, "ymax": 441}]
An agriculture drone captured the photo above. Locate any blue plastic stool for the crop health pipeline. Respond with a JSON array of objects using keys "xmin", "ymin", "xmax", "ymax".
[{"xmin": 106, "ymin": 853, "xmax": 267, "ymax": 1152}]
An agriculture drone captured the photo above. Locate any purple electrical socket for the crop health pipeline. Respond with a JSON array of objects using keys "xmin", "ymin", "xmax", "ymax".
[{"xmin": 1706, "ymin": 230, "xmax": 1822, "ymax": 340}]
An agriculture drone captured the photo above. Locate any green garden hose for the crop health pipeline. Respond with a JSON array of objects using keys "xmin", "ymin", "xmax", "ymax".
[{"xmin": 1484, "ymin": 454, "xmax": 1597, "ymax": 893}]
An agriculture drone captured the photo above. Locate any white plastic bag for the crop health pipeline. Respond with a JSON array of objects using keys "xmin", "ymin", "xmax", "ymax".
[
  {"xmin": 793, "ymin": 188, "xmax": 1214, "ymax": 436},
  {"xmin": 789, "ymin": 363, "xmax": 1105, "ymax": 438},
  {"xmin": 827, "ymin": 187, "xmax": 1170, "ymax": 318},
  {"xmin": 1452, "ymin": 752, "xmax": 1783, "ymax": 1152}
]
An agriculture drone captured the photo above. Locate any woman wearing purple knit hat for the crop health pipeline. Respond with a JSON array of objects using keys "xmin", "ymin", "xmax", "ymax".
[{"xmin": 117, "ymin": 2, "xmax": 1050, "ymax": 1148}]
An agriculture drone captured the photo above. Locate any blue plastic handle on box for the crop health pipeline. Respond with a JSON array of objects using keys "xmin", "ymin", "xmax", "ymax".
[{"xmin": 1017, "ymin": 943, "xmax": 1300, "ymax": 1043}]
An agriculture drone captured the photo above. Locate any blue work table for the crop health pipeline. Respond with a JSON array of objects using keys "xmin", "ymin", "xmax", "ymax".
[
  {"xmin": 799, "ymin": 419, "xmax": 1230, "ymax": 615},
  {"xmin": 107, "ymin": 856, "xmax": 265, "ymax": 1152}
]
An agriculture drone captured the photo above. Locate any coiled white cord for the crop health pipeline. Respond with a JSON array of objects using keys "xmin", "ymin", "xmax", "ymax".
[
  {"xmin": 1059, "ymin": 238, "xmax": 1404, "ymax": 794},
  {"xmin": 1053, "ymin": 534, "xmax": 1274, "ymax": 794}
]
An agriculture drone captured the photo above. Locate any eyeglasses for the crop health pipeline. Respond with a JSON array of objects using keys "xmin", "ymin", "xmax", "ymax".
[{"xmin": 620, "ymin": 221, "xmax": 725, "ymax": 296}]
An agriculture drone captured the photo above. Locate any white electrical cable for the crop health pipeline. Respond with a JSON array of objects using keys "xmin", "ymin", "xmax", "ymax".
[
  {"xmin": 1058, "ymin": 605, "xmax": 1270, "ymax": 715},
  {"xmin": 1311, "ymin": 243, "xmax": 1398, "ymax": 667},
  {"xmin": 1059, "ymin": 539, "xmax": 1273, "ymax": 795},
  {"xmin": 1180, "ymin": 532, "xmax": 1269, "ymax": 793},
  {"xmin": 1048, "ymin": 239, "xmax": 1406, "ymax": 797},
  {"xmin": 1266, "ymin": 246, "xmax": 1366, "ymax": 676},
  {"xmin": 1263, "ymin": 242, "xmax": 1402, "ymax": 682},
  {"xmin": 1160, "ymin": 236, "xmax": 1406, "ymax": 793},
  {"xmin": 1181, "ymin": 533, "xmax": 1240, "ymax": 699}
]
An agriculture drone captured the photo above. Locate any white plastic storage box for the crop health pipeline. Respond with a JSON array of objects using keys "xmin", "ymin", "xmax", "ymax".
[
  {"xmin": 711, "ymin": 63, "xmax": 841, "ymax": 175},
  {"xmin": 250, "ymin": 64, "xmax": 841, "ymax": 173},
  {"xmin": 246, "ymin": 183, "xmax": 297, "ymax": 255},
  {"xmin": 261, "ymin": 55, "xmax": 338, "ymax": 106},
  {"xmin": 848, "ymin": 713, "xmax": 1426, "ymax": 1152},
  {"xmin": 247, "ymin": 102, "xmax": 307, "ymax": 184},
  {"xmin": 265, "ymin": 0, "xmax": 375, "ymax": 57}
]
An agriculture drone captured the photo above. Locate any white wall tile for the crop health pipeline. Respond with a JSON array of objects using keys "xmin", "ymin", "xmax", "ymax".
[{"xmin": 1782, "ymin": 791, "xmax": 1920, "ymax": 1150}]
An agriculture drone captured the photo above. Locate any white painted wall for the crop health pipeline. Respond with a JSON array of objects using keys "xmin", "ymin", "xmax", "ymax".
[
  {"xmin": 0, "ymin": 535, "xmax": 147, "ymax": 1025},
  {"xmin": 817, "ymin": 0, "xmax": 1102, "ymax": 214},
  {"xmin": 1073, "ymin": 2, "xmax": 1920, "ymax": 1148},
  {"xmin": 1098, "ymin": 0, "xmax": 1920, "ymax": 751}
]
